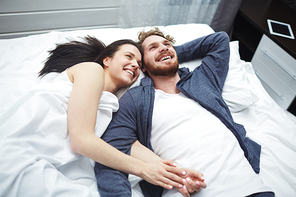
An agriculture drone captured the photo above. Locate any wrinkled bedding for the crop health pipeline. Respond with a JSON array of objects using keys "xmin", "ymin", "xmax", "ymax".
[{"xmin": 0, "ymin": 24, "xmax": 295, "ymax": 197}]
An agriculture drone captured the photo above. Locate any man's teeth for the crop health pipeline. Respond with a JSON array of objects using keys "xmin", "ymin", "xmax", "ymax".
[
  {"xmin": 161, "ymin": 56, "xmax": 171, "ymax": 61},
  {"xmin": 126, "ymin": 70, "xmax": 134, "ymax": 76}
]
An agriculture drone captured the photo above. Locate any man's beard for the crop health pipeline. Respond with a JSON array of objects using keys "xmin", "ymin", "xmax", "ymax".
[{"xmin": 145, "ymin": 59, "xmax": 179, "ymax": 77}]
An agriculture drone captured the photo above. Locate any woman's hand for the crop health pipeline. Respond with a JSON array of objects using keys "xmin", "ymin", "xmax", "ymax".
[
  {"xmin": 177, "ymin": 167, "xmax": 207, "ymax": 197},
  {"xmin": 139, "ymin": 159, "xmax": 186, "ymax": 190},
  {"xmin": 130, "ymin": 141, "xmax": 206, "ymax": 194}
]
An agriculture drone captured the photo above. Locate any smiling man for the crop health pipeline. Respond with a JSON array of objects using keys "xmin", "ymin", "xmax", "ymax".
[{"xmin": 95, "ymin": 27, "xmax": 274, "ymax": 197}]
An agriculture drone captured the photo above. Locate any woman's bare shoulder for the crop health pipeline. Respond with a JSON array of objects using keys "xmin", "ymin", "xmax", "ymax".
[{"xmin": 67, "ymin": 62, "xmax": 104, "ymax": 83}]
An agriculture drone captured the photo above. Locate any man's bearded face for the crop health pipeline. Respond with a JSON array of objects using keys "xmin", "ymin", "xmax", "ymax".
[{"xmin": 142, "ymin": 35, "xmax": 179, "ymax": 77}]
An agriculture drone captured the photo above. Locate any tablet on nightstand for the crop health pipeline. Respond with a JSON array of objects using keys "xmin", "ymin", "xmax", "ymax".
[{"xmin": 267, "ymin": 19, "xmax": 295, "ymax": 39}]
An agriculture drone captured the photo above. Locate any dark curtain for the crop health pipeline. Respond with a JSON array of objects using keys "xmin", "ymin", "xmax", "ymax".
[{"xmin": 210, "ymin": 0, "xmax": 243, "ymax": 37}]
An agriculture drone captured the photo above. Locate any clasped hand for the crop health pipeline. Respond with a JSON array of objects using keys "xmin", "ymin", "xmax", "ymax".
[{"xmin": 140, "ymin": 160, "xmax": 206, "ymax": 197}]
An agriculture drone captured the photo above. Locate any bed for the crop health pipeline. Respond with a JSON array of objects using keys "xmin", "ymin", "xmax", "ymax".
[{"xmin": 0, "ymin": 23, "xmax": 295, "ymax": 197}]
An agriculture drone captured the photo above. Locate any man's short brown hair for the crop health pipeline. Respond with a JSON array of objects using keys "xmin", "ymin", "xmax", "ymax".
[{"xmin": 137, "ymin": 27, "xmax": 175, "ymax": 46}]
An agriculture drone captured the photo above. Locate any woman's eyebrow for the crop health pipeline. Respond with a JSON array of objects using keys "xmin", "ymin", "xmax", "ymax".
[{"xmin": 124, "ymin": 51, "xmax": 135, "ymax": 56}]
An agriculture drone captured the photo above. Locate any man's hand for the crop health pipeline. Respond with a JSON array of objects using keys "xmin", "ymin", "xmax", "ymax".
[{"xmin": 177, "ymin": 167, "xmax": 207, "ymax": 197}]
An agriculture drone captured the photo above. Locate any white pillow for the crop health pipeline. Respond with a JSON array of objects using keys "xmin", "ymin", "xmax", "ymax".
[{"xmin": 223, "ymin": 41, "xmax": 258, "ymax": 112}]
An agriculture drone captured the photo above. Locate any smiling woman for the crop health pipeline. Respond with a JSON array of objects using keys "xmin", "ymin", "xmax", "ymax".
[
  {"xmin": 0, "ymin": 36, "xmax": 189, "ymax": 196},
  {"xmin": 102, "ymin": 44, "xmax": 142, "ymax": 93}
]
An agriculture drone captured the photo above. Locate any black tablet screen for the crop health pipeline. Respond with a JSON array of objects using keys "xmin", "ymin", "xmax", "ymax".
[{"xmin": 271, "ymin": 22, "xmax": 291, "ymax": 36}]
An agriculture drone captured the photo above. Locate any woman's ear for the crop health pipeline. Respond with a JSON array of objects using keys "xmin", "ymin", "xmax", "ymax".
[{"xmin": 103, "ymin": 57, "xmax": 111, "ymax": 68}]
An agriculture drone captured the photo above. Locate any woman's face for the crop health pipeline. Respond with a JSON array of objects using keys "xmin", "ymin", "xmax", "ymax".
[{"xmin": 103, "ymin": 44, "xmax": 142, "ymax": 89}]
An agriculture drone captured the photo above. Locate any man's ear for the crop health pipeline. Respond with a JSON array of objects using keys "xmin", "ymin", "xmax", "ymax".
[
  {"xmin": 142, "ymin": 66, "xmax": 149, "ymax": 76},
  {"xmin": 142, "ymin": 66, "xmax": 147, "ymax": 73},
  {"xmin": 103, "ymin": 57, "xmax": 111, "ymax": 68}
]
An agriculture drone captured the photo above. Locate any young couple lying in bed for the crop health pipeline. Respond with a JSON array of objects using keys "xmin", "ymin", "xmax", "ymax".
[{"xmin": 0, "ymin": 27, "xmax": 274, "ymax": 197}]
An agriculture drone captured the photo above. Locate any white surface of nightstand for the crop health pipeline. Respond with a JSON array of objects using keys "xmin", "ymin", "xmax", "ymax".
[{"xmin": 251, "ymin": 34, "xmax": 296, "ymax": 109}]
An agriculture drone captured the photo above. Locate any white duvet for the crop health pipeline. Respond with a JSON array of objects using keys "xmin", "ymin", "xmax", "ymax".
[
  {"xmin": 0, "ymin": 24, "xmax": 296, "ymax": 197},
  {"xmin": 0, "ymin": 71, "xmax": 118, "ymax": 197}
]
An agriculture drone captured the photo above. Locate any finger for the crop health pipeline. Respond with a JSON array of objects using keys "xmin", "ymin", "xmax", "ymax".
[
  {"xmin": 183, "ymin": 178, "xmax": 196, "ymax": 193},
  {"xmin": 159, "ymin": 163, "xmax": 188, "ymax": 189},
  {"xmin": 152, "ymin": 177, "xmax": 174, "ymax": 191},
  {"xmin": 199, "ymin": 181, "xmax": 207, "ymax": 189},
  {"xmin": 163, "ymin": 171, "xmax": 186, "ymax": 189},
  {"xmin": 160, "ymin": 174, "xmax": 184, "ymax": 190},
  {"xmin": 165, "ymin": 165, "xmax": 187, "ymax": 177},
  {"xmin": 162, "ymin": 159, "xmax": 177, "ymax": 167},
  {"xmin": 150, "ymin": 167, "xmax": 183, "ymax": 190},
  {"xmin": 183, "ymin": 168, "xmax": 205, "ymax": 182},
  {"xmin": 161, "ymin": 165, "xmax": 186, "ymax": 185},
  {"xmin": 189, "ymin": 177, "xmax": 207, "ymax": 192},
  {"xmin": 178, "ymin": 186, "xmax": 190, "ymax": 197},
  {"xmin": 198, "ymin": 174, "xmax": 205, "ymax": 182},
  {"xmin": 162, "ymin": 183, "xmax": 173, "ymax": 190}
]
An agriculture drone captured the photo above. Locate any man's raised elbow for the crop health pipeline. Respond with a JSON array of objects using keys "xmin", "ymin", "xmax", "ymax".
[{"xmin": 217, "ymin": 31, "xmax": 230, "ymax": 43}]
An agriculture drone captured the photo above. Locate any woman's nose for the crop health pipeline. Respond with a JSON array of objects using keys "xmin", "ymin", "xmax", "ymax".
[{"xmin": 131, "ymin": 59, "xmax": 140, "ymax": 68}]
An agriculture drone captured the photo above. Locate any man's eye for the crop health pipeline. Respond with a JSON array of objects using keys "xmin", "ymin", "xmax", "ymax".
[{"xmin": 126, "ymin": 55, "xmax": 132, "ymax": 59}]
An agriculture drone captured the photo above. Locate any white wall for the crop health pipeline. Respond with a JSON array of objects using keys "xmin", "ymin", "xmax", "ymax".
[{"xmin": 0, "ymin": 0, "xmax": 120, "ymax": 39}]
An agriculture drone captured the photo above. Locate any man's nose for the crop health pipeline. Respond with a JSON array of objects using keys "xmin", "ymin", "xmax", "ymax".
[{"xmin": 160, "ymin": 44, "xmax": 169, "ymax": 52}]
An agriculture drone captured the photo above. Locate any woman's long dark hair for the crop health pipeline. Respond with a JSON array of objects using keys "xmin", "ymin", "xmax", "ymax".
[
  {"xmin": 39, "ymin": 36, "xmax": 105, "ymax": 77},
  {"xmin": 39, "ymin": 36, "xmax": 142, "ymax": 77}
]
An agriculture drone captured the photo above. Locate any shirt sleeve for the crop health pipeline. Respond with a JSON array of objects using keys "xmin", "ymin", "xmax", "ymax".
[
  {"xmin": 95, "ymin": 92, "xmax": 139, "ymax": 196},
  {"xmin": 176, "ymin": 31, "xmax": 230, "ymax": 92}
]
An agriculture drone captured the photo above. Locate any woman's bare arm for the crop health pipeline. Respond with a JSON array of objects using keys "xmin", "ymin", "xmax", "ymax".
[{"xmin": 66, "ymin": 62, "xmax": 183, "ymax": 190}]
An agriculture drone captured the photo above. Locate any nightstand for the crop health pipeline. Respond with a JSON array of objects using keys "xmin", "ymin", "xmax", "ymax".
[{"xmin": 232, "ymin": 0, "xmax": 296, "ymax": 116}]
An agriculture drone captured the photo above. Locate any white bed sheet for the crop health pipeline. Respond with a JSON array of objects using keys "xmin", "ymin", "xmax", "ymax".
[{"xmin": 0, "ymin": 24, "xmax": 296, "ymax": 196}]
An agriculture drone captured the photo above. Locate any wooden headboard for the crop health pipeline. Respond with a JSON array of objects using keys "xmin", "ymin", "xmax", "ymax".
[{"xmin": 0, "ymin": 0, "xmax": 120, "ymax": 39}]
